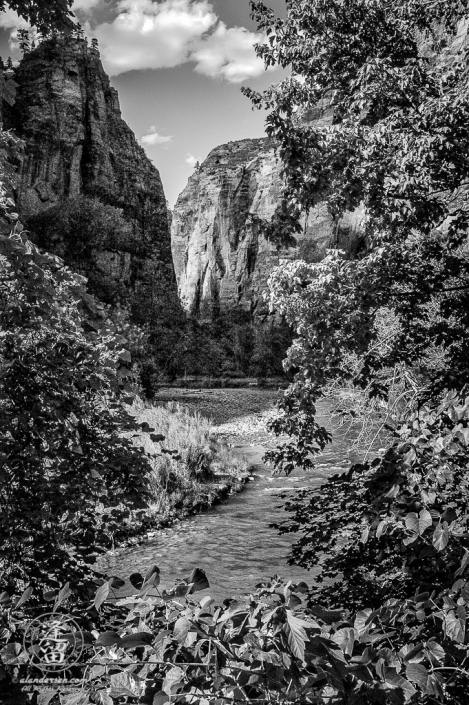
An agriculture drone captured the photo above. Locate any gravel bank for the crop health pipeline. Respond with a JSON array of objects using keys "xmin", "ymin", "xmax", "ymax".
[{"xmin": 155, "ymin": 387, "xmax": 282, "ymax": 446}]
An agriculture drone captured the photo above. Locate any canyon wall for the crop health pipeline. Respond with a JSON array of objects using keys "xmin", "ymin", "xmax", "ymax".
[
  {"xmin": 4, "ymin": 36, "xmax": 178, "ymax": 325},
  {"xmin": 171, "ymin": 133, "xmax": 364, "ymax": 315}
]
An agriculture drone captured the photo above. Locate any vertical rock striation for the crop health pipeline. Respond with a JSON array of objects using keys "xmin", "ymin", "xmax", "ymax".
[
  {"xmin": 172, "ymin": 136, "xmax": 364, "ymax": 314},
  {"xmin": 4, "ymin": 36, "xmax": 178, "ymax": 323}
]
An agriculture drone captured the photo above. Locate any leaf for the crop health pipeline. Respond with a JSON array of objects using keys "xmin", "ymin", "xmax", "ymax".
[
  {"xmin": 162, "ymin": 666, "xmax": 184, "ymax": 695},
  {"xmin": 360, "ymin": 525, "xmax": 370, "ymax": 543},
  {"xmin": 384, "ymin": 670, "xmax": 417, "ymax": 700},
  {"xmin": 186, "ymin": 567, "xmax": 210, "ymax": 593},
  {"xmin": 376, "ymin": 520, "xmax": 387, "ymax": 539},
  {"xmin": 433, "ymin": 523, "xmax": 450, "ymax": 552},
  {"xmin": 38, "ymin": 691, "xmax": 56, "ymax": 705},
  {"xmin": 153, "ymin": 694, "xmax": 170, "ymax": 705},
  {"xmin": 109, "ymin": 576, "xmax": 125, "ymax": 589},
  {"xmin": 199, "ymin": 596, "xmax": 214, "ymax": 609},
  {"xmin": 284, "ymin": 610, "xmax": 315, "ymax": 661},
  {"xmin": 405, "ymin": 509, "xmax": 432, "ymax": 536},
  {"xmin": 143, "ymin": 564, "xmax": 160, "ymax": 588},
  {"xmin": 120, "ymin": 632, "xmax": 153, "ymax": 648},
  {"xmin": 0, "ymin": 642, "xmax": 28, "ymax": 665},
  {"xmin": 406, "ymin": 663, "xmax": 428, "ymax": 689},
  {"xmin": 426, "ymin": 640, "xmax": 445, "ymax": 663},
  {"xmin": 455, "ymin": 549, "xmax": 469, "ymax": 577},
  {"xmin": 110, "ymin": 671, "xmax": 145, "ymax": 698},
  {"xmin": 54, "ymin": 582, "xmax": 71, "ymax": 610},
  {"xmin": 15, "ymin": 586, "xmax": 33, "ymax": 608},
  {"xmin": 96, "ymin": 691, "xmax": 113, "ymax": 705},
  {"xmin": 118, "ymin": 349, "xmax": 132, "ymax": 363},
  {"xmin": 95, "ymin": 631, "xmax": 122, "ymax": 647},
  {"xmin": 174, "ymin": 616, "xmax": 191, "ymax": 643},
  {"xmin": 129, "ymin": 572, "xmax": 144, "ymax": 589},
  {"xmin": 94, "ymin": 581, "xmax": 110, "ymax": 611},
  {"xmin": 444, "ymin": 610, "xmax": 465, "ymax": 643},
  {"xmin": 61, "ymin": 694, "xmax": 89, "ymax": 705},
  {"xmin": 354, "ymin": 609, "xmax": 373, "ymax": 637},
  {"xmin": 426, "ymin": 673, "xmax": 444, "ymax": 698},
  {"xmin": 332, "ymin": 627, "xmax": 356, "ymax": 656}
]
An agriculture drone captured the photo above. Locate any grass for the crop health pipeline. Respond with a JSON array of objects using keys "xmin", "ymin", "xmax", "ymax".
[{"xmin": 113, "ymin": 397, "xmax": 248, "ymax": 542}]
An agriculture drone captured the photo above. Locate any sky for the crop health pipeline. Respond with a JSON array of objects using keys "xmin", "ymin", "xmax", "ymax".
[{"xmin": 0, "ymin": 0, "xmax": 287, "ymax": 206}]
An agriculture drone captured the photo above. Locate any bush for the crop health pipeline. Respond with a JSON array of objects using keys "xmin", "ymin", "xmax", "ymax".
[{"xmin": 0, "ymin": 227, "xmax": 154, "ymax": 594}]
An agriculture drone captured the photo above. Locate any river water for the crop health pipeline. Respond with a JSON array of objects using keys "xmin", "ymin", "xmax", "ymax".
[{"xmin": 101, "ymin": 395, "xmax": 364, "ymax": 602}]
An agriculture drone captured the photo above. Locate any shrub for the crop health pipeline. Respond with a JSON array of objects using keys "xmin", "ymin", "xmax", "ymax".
[{"xmin": 0, "ymin": 227, "xmax": 154, "ymax": 594}]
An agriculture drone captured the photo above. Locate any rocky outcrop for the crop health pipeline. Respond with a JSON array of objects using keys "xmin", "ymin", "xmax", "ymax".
[
  {"xmin": 4, "ymin": 36, "xmax": 178, "ymax": 323},
  {"xmin": 171, "ymin": 136, "xmax": 363, "ymax": 314}
]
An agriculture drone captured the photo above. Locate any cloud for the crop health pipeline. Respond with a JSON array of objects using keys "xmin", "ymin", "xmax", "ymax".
[
  {"xmin": 73, "ymin": 0, "xmax": 103, "ymax": 11},
  {"xmin": 186, "ymin": 154, "xmax": 198, "ymax": 167},
  {"xmin": 191, "ymin": 22, "xmax": 265, "ymax": 82},
  {"xmin": 91, "ymin": 0, "xmax": 267, "ymax": 82},
  {"xmin": 0, "ymin": 9, "xmax": 30, "ymax": 30},
  {"xmin": 0, "ymin": 0, "xmax": 269, "ymax": 84},
  {"xmin": 141, "ymin": 126, "xmax": 173, "ymax": 145},
  {"xmin": 91, "ymin": 0, "xmax": 218, "ymax": 75}
]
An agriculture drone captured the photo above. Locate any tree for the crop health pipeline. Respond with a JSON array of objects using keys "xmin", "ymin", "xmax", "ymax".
[
  {"xmin": 0, "ymin": 0, "xmax": 74, "ymax": 32},
  {"xmin": 244, "ymin": 0, "xmax": 469, "ymax": 470},
  {"xmin": 26, "ymin": 195, "xmax": 133, "ymax": 263},
  {"xmin": 17, "ymin": 29, "xmax": 30, "ymax": 56},
  {"xmin": 244, "ymin": 0, "xmax": 469, "ymax": 626},
  {"xmin": 0, "ymin": 177, "xmax": 154, "ymax": 593}
]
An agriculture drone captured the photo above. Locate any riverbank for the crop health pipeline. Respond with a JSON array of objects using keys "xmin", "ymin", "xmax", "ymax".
[
  {"xmin": 99, "ymin": 389, "xmax": 353, "ymax": 599},
  {"xmin": 99, "ymin": 388, "xmax": 280, "ymax": 556},
  {"xmin": 155, "ymin": 386, "xmax": 282, "ymax": 444}
]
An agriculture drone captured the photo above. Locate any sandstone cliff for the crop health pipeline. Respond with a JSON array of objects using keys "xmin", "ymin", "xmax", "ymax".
[
  {"xmin": 171, "ymin": 135, "xmax": 363, "ymax": 314},
  {"xmin": 4, "ymin": 36, "xmax": 178, "ymax": 326}
]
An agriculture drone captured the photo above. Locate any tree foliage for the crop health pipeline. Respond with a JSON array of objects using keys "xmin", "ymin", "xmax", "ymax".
[
  {"xmin": 244, "ymin": 0, "xmax": 469, "ymax": 467},
  {"xmin": 0, "ymin": 0, "xmax": 74, "ymax": 32},
  {"xmin": 4, "ymin": 565, "xmax": 469, "ymax": 704},
  {"xmin": 26, "ymin": 195, "xmax": 133, "ymax": 262},
  {"xmin": 0, "ymin": 221, "xmax": 156, "ymax": 593},
  {"xmin": 239, "ymin": 2, "xmax": 469, "ymax": 701}
]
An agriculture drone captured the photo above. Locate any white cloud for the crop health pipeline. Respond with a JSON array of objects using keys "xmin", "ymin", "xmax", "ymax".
[
  {"xmin": 73, "ymin": 0, "xmax": 102, "ymax": 11},
  {"xmin": 91, "ymin": 0, "xmax": 218, "ymax": 75},
  {"xmin": 141, "ymin": 126, "xmax": 173, "ymax": 145},
  {"xmin": 0, "ymin": 9, "xmax": 30, "ymax": 30},
  {"xmin": 191, "ymin": 22, "xmax": 266, "ymax": 82},
  {"xmin": 0, "ymin": 0, "xmax": 269, "ymax": 84},
  {"xmin": 90, "ymin": 0, "xmax": 267, "ymax": 82},
  {"xmin": 186, "ymin": 154, "xmax": 198, "ymax": 167}
]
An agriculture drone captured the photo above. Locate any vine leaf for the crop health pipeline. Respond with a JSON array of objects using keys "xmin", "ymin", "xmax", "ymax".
[
  {"xmin": 454, "ymin": 549, "xmax": 469, "ymax": 577},
  {"xmin": 406, "ymin": 663, "xmax": 428, "ymax": 689},
  {"xmin": 432, "ymin": 523, "xmax": 449, "ymax": 552},
  {"xmin": 405, "ymin": 509, "xmax": 432, "ymax": 536},
  {"xmin": 444, "ymin": 609, "xmax": 466, "ymax": 643},
  {"xmin": 162, "ymin": 666, "xmax": 184, "ymax": 696},
  {"xmin": 94, "ymin": 581, "xmax": 110, "ymax": 611},
  {"xmin": 110, "ymin": 671, "xmax": 145, "ymax": 698}
]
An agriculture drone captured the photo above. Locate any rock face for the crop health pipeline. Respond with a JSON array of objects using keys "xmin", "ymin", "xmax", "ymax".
[
  {"xmin": 172, "ymin": 136, "xmax": 363, "ymax": 314},
  {"xmin": 4, "ymin": 36, "xmax": 178, "ymax": 322}
]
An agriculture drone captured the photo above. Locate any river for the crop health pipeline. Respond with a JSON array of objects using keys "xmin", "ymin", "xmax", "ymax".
[{"xmin": 101, "ymin": 390, "xmax": 370, "ymax": 602}]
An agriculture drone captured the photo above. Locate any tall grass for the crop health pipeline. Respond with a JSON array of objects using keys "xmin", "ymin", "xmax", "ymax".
[{"xmin": 123, "ymin": 397, "xmax": 247, "ymax": 521}]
